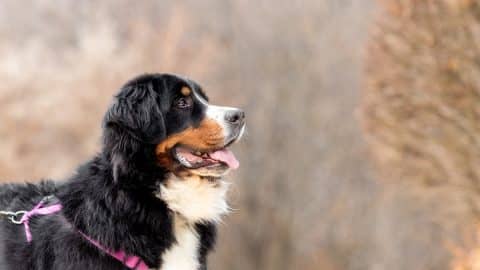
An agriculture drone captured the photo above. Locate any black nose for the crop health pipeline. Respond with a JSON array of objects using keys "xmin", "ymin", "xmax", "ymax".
[{"xmin": 225, "ymin": 109, "xmax": 245, "ymax": 125}]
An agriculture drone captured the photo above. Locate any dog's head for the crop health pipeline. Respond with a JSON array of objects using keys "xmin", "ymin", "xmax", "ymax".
[{"xmin": 103, "ymin": 74, "xmax": 245, "ymax": 181}]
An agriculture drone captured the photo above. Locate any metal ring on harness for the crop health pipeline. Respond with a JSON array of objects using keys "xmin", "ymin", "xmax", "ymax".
[
  {"xmin": 0, "ymin": 210, "xmax": 27, "ymax": 224},
  {"xmin": 9, "ymin": 211, "xmax": 27, "ymax": 224}
]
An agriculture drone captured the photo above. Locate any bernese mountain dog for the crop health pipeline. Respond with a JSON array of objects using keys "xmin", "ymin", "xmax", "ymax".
[{"xmin": 0, "ymin": 73, "xmax": 245, "ymax": 270}]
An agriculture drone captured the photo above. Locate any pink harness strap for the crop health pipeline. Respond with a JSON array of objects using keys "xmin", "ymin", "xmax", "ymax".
[
  {"xmin": 78, "ymin": 232, "xmax": 149, "ymax": 270},
  {"xmin": 19, "ymin": 199, "xmax": 63, "ymax": 242},
  {"xmin": 16, "ymin": 197, "xmax": 149, "ymax": 270}
]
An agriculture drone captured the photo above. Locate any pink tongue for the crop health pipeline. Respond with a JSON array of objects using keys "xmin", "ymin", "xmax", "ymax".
[{"xmin": 209, "ymin": 149, "xmax": 240, "ymax": 170}]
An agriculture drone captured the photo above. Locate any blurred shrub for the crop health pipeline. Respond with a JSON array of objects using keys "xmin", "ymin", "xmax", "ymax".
[{"xmin": 363, "ymin": 0, "xmax": 480, "ymax": 268}]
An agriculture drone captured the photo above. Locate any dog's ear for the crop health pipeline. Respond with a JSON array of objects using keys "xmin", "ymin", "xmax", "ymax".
[
  {"xmin": 104, "ymin": 83, "xmax": 166, "ymax": 144},
  {"xmin": 103, "ymin": 83, "xmax": 167, "ymax": 183}
]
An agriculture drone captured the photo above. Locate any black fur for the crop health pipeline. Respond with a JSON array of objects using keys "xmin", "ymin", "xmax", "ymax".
[{"xmin": 0, "ymin": 74, "xmax": 217, "ymax": 270}]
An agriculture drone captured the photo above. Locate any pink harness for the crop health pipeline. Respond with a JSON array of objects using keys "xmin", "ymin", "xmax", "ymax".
[{"xmin": 7, "ymin": 197, "xmax": 149, "ymax": 270}]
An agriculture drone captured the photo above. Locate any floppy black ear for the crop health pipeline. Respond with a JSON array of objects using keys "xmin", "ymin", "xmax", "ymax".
[
  {"xmin": 103, "ymin": 83, "xmax": 167, "ymax": 183},
  {"xmin": 104, "ymin": 83, "xmax": 166, "ymax": 145}
]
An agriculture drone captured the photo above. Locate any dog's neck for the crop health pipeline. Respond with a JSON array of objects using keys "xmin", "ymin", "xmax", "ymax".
[
  {"xmin": 158, "ymin": 174, "xmax": 230, "ymax": 224},
  {"xmin": 57, "ymin": 155, "xmax": 227, "ymax": 268}
]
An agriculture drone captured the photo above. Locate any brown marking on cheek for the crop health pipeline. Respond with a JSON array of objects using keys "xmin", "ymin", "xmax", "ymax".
[
  {"xmin": 180, "ymin": 86, "xmax": 191, "ymax": 96},
  {"xmin": 157, "ymin": 155, "xmax": 177, "ymax": 170},
  {"xmin": 155, "ymin": 118, "xmax": 224, "ymax": 167}
]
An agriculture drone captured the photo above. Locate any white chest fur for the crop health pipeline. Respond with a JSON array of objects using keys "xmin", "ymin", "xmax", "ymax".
[
  {"xmin": 159, "ymin": 176, "xmax": 230, "ymax": 223},
  {"xmin": 159, "ymin": 217, "xmax": 200, "ymax": 270}
]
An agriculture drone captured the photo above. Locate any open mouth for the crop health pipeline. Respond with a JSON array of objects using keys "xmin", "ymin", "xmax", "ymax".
[{"xmin": 173, "ymin": 145, "xmax": 240, "ymax": 170}]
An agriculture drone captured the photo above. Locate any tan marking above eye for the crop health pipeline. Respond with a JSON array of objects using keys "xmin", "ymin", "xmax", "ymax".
[
  {"xmin": 180, "ymin": 86, "xmax": 191, "ymax": 96},
  {"xmin": 155, "ymin": 118, "xmax": 224, "ymax": 167}
]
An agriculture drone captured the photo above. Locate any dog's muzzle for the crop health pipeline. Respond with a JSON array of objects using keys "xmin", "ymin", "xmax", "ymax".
[{"xmin": 206, "ymin": 105, "xmax": 246, "ymax": 145}]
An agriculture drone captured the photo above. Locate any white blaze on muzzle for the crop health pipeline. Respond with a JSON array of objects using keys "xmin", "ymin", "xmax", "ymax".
[
  {"xmin": 193, "ymin": 90, "xmax": 245, "ymax": 145},
  {"xmin": 206, "ymin": 105, "xmax": 242, "ymax": 144}
]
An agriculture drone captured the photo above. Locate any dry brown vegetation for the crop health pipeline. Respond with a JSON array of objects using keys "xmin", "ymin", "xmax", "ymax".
[{"xmin": 363, "ymin": 0, "xmax": 480, "ymax": 269}]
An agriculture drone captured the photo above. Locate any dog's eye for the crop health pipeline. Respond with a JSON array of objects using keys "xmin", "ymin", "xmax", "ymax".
[{"xmin": 174, "ymin": 97, "xmax": 192, "ymax": 109}]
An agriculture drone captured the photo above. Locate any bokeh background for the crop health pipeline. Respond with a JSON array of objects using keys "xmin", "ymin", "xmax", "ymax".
[{"xmin": 1, "ymin": 0, "xmax": 480, "ymax": 269}]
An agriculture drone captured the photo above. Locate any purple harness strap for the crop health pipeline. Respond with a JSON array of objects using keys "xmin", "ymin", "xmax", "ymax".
[{"xmin": 14, "ymin": 197, "xmax": 149, "ymax": 270}]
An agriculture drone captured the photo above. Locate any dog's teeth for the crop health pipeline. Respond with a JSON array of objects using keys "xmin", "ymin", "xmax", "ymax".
[
  {"xmin": 178, "ymin": 155, "xmax": 192, "ymax": 166},
  {"xmin": 195, "ymin": 151, "xmax": 202, "ymax": 156}
]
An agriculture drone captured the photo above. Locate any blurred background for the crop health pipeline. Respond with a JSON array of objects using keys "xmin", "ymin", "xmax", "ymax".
[{"xmin": 1, "ymin": 0, "xmax": 480, "ymax": 269}]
